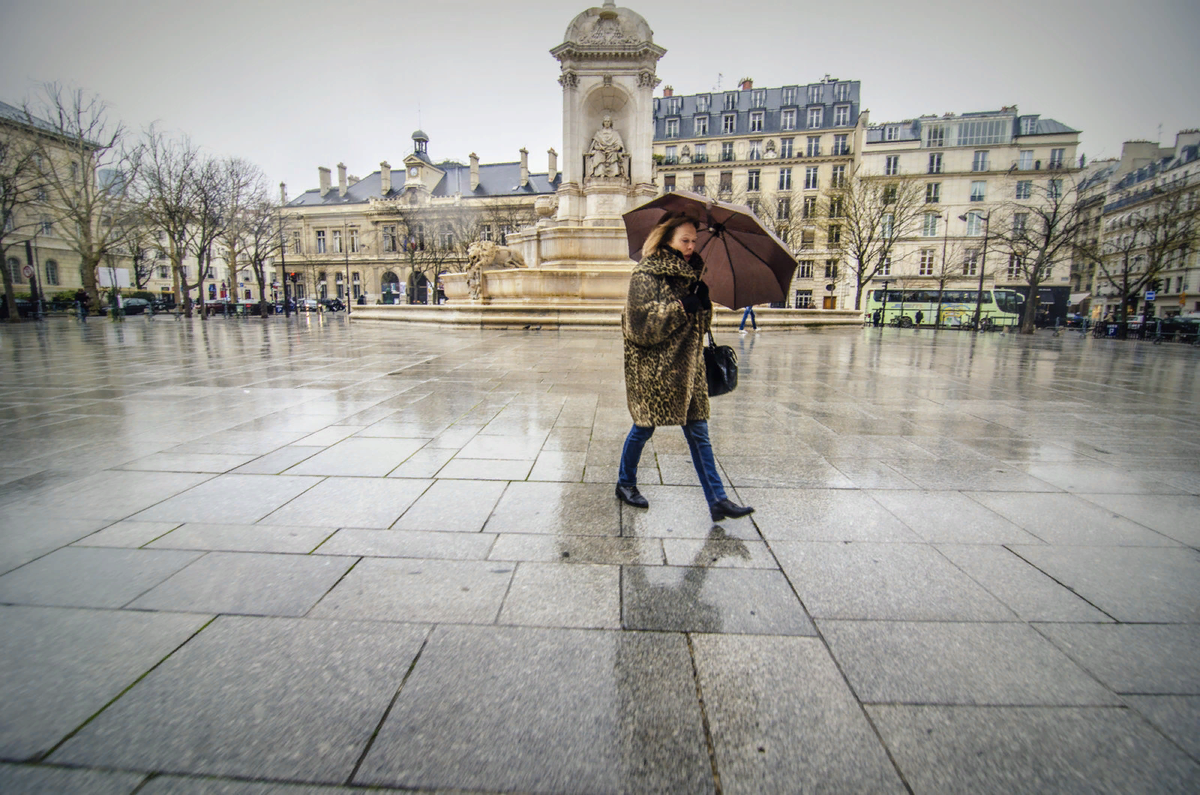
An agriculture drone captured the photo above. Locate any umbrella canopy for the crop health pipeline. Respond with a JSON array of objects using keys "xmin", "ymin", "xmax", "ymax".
[{"xmin": 622, "ymin": 190, "xmax": 799, "ymax": 310}]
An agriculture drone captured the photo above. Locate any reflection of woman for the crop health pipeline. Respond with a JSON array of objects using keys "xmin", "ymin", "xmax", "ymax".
[{"xmin": 616, "ymin": 214, "xmax": 754, "ymax": 522}]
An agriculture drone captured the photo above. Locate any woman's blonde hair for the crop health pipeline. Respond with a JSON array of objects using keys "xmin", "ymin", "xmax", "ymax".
[{"xmin": 641, "ymin": 214, "xmax": 699, "ymax": 259}]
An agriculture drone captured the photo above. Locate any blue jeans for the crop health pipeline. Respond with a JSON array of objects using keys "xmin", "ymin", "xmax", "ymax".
[
  {"xmin": 618, "ymin": 421, "xmax": 728, "ymax": 506},
  {"xmin": 739, "ymin": 306, "xmax": 756, "ymax": 330}
]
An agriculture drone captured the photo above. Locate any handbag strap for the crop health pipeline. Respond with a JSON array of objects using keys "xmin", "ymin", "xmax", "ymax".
[{"xmin": 707, "ymin": 329, "xmax": 717, "ymax": 348}]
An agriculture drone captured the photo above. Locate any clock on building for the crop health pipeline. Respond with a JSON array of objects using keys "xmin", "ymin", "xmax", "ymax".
[{"xmin": 409, "ymin": 166, "xmax": 419, "ymax": 177}]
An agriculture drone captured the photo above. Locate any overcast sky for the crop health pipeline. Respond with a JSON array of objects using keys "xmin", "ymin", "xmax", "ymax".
[{"xmin": 2, "ymin": 0, "xmax": 1197, "ymax": 197}]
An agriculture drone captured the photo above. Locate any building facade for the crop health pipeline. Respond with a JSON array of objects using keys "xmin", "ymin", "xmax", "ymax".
[
  {"xmin": 280, "ymin": 132, "xmax": 557, "ymax": 304},
  {"xmin": 1094, "ymin": 132, "xmax": 1200, "ymax": 319},
  {"xmin": 651, "ymin": 76, "xmax": 865, "ymax": 309},
  {"xmin": 858, "ymin": 108, "xmax": 1081, "ymax": 320}
]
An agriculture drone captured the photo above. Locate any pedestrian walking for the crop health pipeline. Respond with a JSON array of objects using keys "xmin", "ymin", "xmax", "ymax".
[
  {"xmin": 74, "ymin": 288, "xmax": 88, "ymax": 322},
  {"xmin": 915, "ymin": 310, "xmax": 924, "ymax": 327},
  {"xmin": 739, "ymin": 304, "xmax": 757, "ymax": 334},
  {"xmin": 873, "ymin": 308, "xmax": 882, "ymax": 327},
  {"xmin": 616, "ymin": 213, "xmax": 754, "ymax": 522}
]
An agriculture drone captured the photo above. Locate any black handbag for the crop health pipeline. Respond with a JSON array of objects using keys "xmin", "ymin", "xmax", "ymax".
[{"xmin": 703, "ymin": 330, "xmax": 738, "ymax": 397}]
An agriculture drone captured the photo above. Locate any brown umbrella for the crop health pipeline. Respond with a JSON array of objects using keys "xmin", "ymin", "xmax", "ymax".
[{"xmin": 622, "ymin": 190, "xmax": 799, "ymax": 310}]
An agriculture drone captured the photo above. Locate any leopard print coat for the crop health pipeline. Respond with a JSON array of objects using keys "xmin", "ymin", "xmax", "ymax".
[{"xmin": 622, "ymin": 247, "xmax": 712, "ymax": 427}]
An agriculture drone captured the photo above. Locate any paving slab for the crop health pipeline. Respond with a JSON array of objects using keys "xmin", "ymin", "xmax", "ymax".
[
  {"xmin": 868, "ymin": 490, "xmax": 1043, "ymax": 544},
  {"xmin": 483, "ymin": 481, "xmax": 621, "ymax": 536},
  {"xmin": 258, "ymin": 476, "xmax": 432, "ymax": 528},
  {"xmin": 967, "ymin": 491, "xmax": 1181, "ymax": 546},
  {"xmin": 693, "ymin": 635, "xmax": 905, "ymax": 794},
  {"xmin": 310, "ymin": 557, "xmax": 514, "ymax": 623},
  {"xmin": 1122, "ymin": 696, "xmax": 1200, "ymax": 760},
  {"xmin": 128, "ymin": 552, "xmax": 355, "ymax": 616},
  {"xmin": 1078, "ymin": 493, "xmax": 1200, "ymax": 547},
  {"xmin": 622, "ymin": 565, "xmax": 814, "ymax": 635},
  {"xmin": 820, "ymin": 620, "xmax": 1120, "ymax": 706},
  {"xmin": 0, "ymin": 514, "xmax": 111, "ymax": 574},
  {"xmin": 773, "ymin": 542, "xmax": 1016, "ymax": 621},
  {"xmin": 743, "ymin": 487, "xmax": 921, "ymax": 542},
  {"xmin": 0, "ymin": 605, "xmax": 210, "ymax": 759},
  {"xmin": 869, "ymin": 705, "xmax": 1200, "ymax": 794},
  {"xmin": 498, "ymin": 561, "xmax": 620, "ymax": 628},
  {"xmin": 283, "ymin": 437, "xmax": 427, "ymax": 477},
  {"xmin": 0, "ymin": 764, "xmax": 144, "ymax": 794},
  {"xmin": 71, "ymin": 520, "xmax": 182, "ymax": 548},
  {"xmin": 132, "ymin": 474, "xmax": 322, "ymax": 525},
  {"xmin": 316, "ymin": 527, "xmax": 496, "ymax": 559},
  {"xmin": 392, "ymin": 478, "xmax": 507, "ymax": 532},
  {"xmin": 0, "ymin": 545, "xmax": 203, "ymax": 609},
  {"xmin": 487, "ymin": 533, "xmax": 664, "ymax": 565},
  {"xmin": 1036, "ymin": 623, "xmax": 1200, "ymax": 694},
  {"xmin": 11, "ymin": 469, "xmax": 214, "ymax": 520},
  {"xmin": 1012, "ymin": 545, "xmax": 1200, "ymax": 622},
  {"xmin": 141, "ymin": 520, "xmax": 331, "ymax": 555},
  {"xmin": 354, "ymin": 625, "xmax": 714, "ymax": 793},
  {"xmin": 50, "ymin": 616, "xmax": 428, "ymax": 783}
]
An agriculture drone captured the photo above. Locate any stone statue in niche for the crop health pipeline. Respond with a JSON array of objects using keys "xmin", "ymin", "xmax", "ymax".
[
  {"xmin": 680, "ymin": 145, "xmax": 692, "ymax": 164},
  {"xmin": 586, "ymin": 115, "xmax": 627, "ymax": 180},
  {"xmin": 764, "ymin": 139, "xmax": 778, "ymax": 159}
]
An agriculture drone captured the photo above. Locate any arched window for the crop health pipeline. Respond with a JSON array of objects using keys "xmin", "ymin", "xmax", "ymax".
[
  {"xmin": 6, "ymin": 257, "xmax": 23, "ymax": 284},
  {"xmin": 45, "ymin": 259, "xmax": 59, "ymax": 285}
]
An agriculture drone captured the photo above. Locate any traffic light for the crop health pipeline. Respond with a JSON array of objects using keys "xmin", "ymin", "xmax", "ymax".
[
  {"xmin": 288, "ymin": 272, "xmax": 300, "ymax": 283},
  {"xmin": 1149, "ymin": 278, "xmax": 1162, "ymax": 293}
]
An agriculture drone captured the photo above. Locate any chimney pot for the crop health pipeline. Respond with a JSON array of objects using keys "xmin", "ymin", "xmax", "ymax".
[
  {"xmin": 740, "ymin": 78, "xmax": 753, "ymax": 90},
  {"xmin": 279, "ymin": 181, "xmax": 287, "ymax": 205},
  {"xmin": 469, "ymin": 152, "xmax": 479, "ymax": 191},
  {"xmin": 663, "ymin": 86, "xmax": 674, "ymax": 97},
  {"xmin": 318, "ymin": 166, "xmax": 331, "ymax": 197},
  {"xmin": 380, "ymin": 161, "xmax": 391, "ymax": 195},
  {"xmin": 519, "ymin": 147, "xmax": 529, "ymax": 188},
  {"xmin": 337, "ymin": 162, "xmax": 347, "ymax": 197},
  {"xmin": 548, "ymin": 148, "xmax": 558, "ymax": 183}
]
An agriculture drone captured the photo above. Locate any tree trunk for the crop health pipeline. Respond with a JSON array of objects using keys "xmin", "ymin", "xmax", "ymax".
[
  {"xmin": 853, "ymin": 277, "xmax": 864, "ymax": 311},
  {"xmin": 81, "ymin": 253, "xmax": 102, "ymax": 317},
  {"xmin": 2, "ymin": 255, "xmax": 20, "ymax": 323},
  {"xmin": 1019, "ymin": 291, "xmax": 1039, "ymax": 335}
]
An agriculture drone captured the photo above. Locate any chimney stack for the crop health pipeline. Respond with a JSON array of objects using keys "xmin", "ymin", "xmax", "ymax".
[
  {"xmin": 337, "ymin": 162, "xmax": 347, "ymax": 197},
  {"xmin": 318, "ymin": 166, "xmax": 331, "ymax": 197},
  {"xmin": 519, "ymin": 147, "xmax": 529, "ymax": 188},
  {"xmin": 469, "ymin": 152, "xmax": 479, "ymax": 191},
  {"xmin": 663, "ymin": 86, "xmax": 674, "ymax": 97},
  {"xmin": 740, "ymin": 77, "xmax": 753, "ymax": 91},
  {"xmin": 547, "ymin": 148, "xmax": 558, "ymax": 183},
  {"xmin": 380, "ymin": 161, "xmax": 391, "ymax": 195},
  {"xmin": 279, "ymin": 182, "xmax": 287, "ymax": 205}
]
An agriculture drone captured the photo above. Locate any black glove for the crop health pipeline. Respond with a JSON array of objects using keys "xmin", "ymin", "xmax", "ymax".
[
  {"xmin": 680, "ymin": 294, "xmax": 702, "ymax": 314},
  {"xmin": 691, "ymin": 280, "xmax": 712, "ymax": 311},
  {"xmin": 688, "ymin": 253, "xmax": 705, "ymax": 269}
]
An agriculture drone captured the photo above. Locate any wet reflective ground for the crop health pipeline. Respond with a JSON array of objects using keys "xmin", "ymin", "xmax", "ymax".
[{"xmin": 1, "ymin": 314, "xmax": 1198, "ymax": 793}]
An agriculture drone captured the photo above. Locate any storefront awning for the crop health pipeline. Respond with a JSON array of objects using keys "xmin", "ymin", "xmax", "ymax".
[{"xmin": 1068, "ymin": 292, "xmax": 1091, "ymax": 305}]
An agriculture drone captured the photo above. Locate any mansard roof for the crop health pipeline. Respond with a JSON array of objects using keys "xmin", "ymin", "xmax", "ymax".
[
  {"xmin": 651, "ymin": 80, "xmax": 862, "ymax": 140},
  {"xmin": 287, "ymin": 160, "xmax": 559, "ymax": 208}
]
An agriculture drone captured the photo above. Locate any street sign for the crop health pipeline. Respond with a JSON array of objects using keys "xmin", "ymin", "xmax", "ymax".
[
  {"xmin": 21, "ymin": 264, "xmax": 34, "ymax": 278},
  {"xmin": 1145, "ymin": 291, "xmax": 1156, "ymax": 301}
]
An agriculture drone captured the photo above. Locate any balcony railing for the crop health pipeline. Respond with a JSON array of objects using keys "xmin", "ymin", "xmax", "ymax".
[{"xmin": 720, "ymin": 153, "xmax": 735, "ymax": 162}]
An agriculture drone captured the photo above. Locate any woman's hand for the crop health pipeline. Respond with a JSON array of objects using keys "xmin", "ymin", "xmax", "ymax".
[
  {"xmin": 680, "ymin": 294, "xmax": 703, "ymax": 314},
  {"xmin": 691, "ymin": 280, "xmax": 712, "ymax": 311}
]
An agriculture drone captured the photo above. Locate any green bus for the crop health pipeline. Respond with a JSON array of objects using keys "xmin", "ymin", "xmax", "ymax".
[{"xmin": 865, "ymin": 287, "xmax": 1025, "ymax": 328}]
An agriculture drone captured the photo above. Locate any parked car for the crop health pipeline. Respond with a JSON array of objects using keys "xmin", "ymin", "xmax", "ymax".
[
  {"xmin": 122, "ymin": 298, "xmax": 151, "ymax": 315},
  {"xmin": 320, "ymin": 298, "xmax": 345, "ymax": 312},
  {"xmin": 299, "ymin": 298, "xmax": 320, "ymax": 312}
]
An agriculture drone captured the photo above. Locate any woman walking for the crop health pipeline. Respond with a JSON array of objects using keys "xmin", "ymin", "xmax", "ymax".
[{"xmin": 616, "ymin": 214, "xmax": 753, "ymax": 522}]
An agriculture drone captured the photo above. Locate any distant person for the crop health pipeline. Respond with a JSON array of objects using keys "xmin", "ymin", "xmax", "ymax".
[
  {"xmin": 915, "ymin": 310, "xmax": 924, "ymax": 327},
  {"xmin": 873, "ymin": 308, "xmax": 882, "ymax": 327},
  {"xmin": 739, "ymin": 305, "xmax": 757, "ymax": 333},
  {"xmin": 74, "ymin": 288, "xmax": 88, "ymax": 322}
]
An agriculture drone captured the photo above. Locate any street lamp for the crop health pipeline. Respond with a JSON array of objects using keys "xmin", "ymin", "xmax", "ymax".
[
  {"xmin": 959, "ymin": 210, "xmax": 991, "ymax": 331},
  {"xmin": 343, "ymin": 221, "xmax": 352, "ymax": 317},
  {"xmin": 880, "ymin": 278, "xmax": 890, "ymax": 325},
  {"xmin": 278, "ymin": 207, "xmax": 292, "ymax": 317}
]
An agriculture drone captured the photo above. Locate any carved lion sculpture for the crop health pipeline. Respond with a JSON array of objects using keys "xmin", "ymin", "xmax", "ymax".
[{"xmin": 464, "ymin": 241, "xmax": 528, "ymax": 300}]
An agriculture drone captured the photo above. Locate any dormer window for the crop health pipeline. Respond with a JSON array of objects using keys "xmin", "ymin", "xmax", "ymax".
[
  {"xmin": 834, "ymin": 82, "xmax": 850, "ymax": 102},
  {"xmin": 724, "ymin": 92, "xmax": 738, "ymax": 111},
  {"xmin": 807, "ymin": 85, "xmax": 823, "ymax": 104},
  {"xmin": 751, "ymin": 90, "xmax": 766, "ymax": 108},
  {"xmin": 782, "ymin": 87, "xmax": 796, "ymax": 105},
  {"xmin": 696, "ymin": 94, "xmax": 710, "ymax": 113}
]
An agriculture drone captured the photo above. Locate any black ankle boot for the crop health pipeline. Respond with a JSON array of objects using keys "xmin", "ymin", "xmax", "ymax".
[
  {"xmin": 615, "ymin": 484, "xmax": 649, "ymax": 509},
  {"xmin": 710, "ymin": 498, "xmax": 753, "ymax": 521}
]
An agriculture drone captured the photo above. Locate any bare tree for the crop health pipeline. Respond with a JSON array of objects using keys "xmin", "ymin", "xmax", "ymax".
[
  {"xmin": 390, "ymin": 205, "xmax": 463, "ymax": 303},
  {"xmin": 992, "ymin": 174, "xmax": 1091, "ymax": 334},
  {"xmin": 238, "ymin": 193, "xmax": 283, "ymax": 317},
  {"xmin": 824, "ymin": 168, "xmax": 925, "ymax": 310},
  {"xmin": 140, "ymin": 128, "xmax": 200, "ymax": 311},
  {"xmin": 1093, "ymin": 186, "xmax": 1198, "ymax": 333},
  {"xmin": 0, "ymin": 121, "xmax": 40, "ymax": 322},
  {"xmin": 215, "ymin": 157, "xmax": 267, "ymax": 307},
  {"xmin": 26, "ymin": 84, "xmax": 142, "ymax": 314}
]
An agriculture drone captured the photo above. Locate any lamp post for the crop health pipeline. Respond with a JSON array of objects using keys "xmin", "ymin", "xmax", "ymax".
[
  {"xmin": 959, "ymin": 210, "xmax": 991, "ymax": 331},
  {"xmin": 880, "ymin": 278, "xmax": 890, "ymax": 325},
  {"xmin": 278, "ymin": 208, "xmax": 292, "ymax": 317},
  {"xmin": 343, "ymin": 221, "xmax": 352, "ymax": 317}
]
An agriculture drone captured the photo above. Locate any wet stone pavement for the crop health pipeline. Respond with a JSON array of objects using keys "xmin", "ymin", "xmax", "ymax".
[{"xmin": 0, "ymin": 313, "xmax": 1198, "ymax": 794}]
